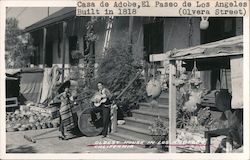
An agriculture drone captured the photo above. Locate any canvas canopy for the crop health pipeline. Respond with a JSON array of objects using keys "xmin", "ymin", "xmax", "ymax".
[{"xmin": 6, "ymin": 68, "xmax": 44, "ymax": 104}]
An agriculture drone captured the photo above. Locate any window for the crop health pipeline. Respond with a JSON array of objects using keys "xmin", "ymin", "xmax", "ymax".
[{"xmin": 69, "ymin": 36, "xmax": 78, "ymax": 65}]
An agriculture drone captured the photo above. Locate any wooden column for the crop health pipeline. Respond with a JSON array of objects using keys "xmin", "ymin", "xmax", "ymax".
[
  {"xmin": 42, "ymin": 27, "xmax": 47, "ymax": 68},
  {"xmin": 61, "ymin": 21, "xmax": 67, "ymax": 83},
  {"xmin": 111, "ymin": 104, "xmax": 118, "ymax": 133},
  {"xmin": 169, "ymin": 60, "xmax": 177, "ymax": 153},
  {"xmin": 128, "ymin": 17, "xmax": 134, "ymax": 53},
  {"xmin": 78, "ymin": 36, "xmax": 84, "ymax": 52}
]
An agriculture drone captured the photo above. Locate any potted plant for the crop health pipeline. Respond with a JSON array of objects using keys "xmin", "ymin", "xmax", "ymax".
[{"xmin": 148, "ymin": 117, "xmax": 168, "ymax": 152}]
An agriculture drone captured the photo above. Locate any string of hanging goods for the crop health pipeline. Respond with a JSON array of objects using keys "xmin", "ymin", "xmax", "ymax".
[
  {"xmin": 146, "ymin": 55, "xmax": 161, "ymax": 100},
  {"xmin": 191, "ymin": 60, "xmax": 199, "ymax": 79}
]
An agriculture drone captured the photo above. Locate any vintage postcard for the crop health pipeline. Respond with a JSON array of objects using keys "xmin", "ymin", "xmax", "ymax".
[{"xmin": 0, "ymin": 0, "xmax": 249, "ymax": 159}]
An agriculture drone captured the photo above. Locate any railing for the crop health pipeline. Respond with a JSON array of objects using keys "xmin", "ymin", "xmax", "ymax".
[{"xmin": 111, "ymin": 72, "xmax": 141, "ymax": 133}]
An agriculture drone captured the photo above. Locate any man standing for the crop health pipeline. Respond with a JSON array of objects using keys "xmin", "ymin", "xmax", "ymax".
[{"xmin": 90, "ymin": 82, "xmax": 112, "ymax": 138}]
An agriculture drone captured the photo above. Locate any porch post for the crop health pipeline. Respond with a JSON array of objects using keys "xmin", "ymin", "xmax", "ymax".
[
  {"xmin": 61, "ymin": 21, "xmax": 67, "ymax": 83},
  {"xmin": 169, "ymin": 60, "xmax": 177, "ymax": 153},
  {"xmin": 42, "ymin": 27, "xmax": 47, "ymax": 68},
  {"xmin": 128, "ymin": 16, "xmax": 134, "ymax": 53}
]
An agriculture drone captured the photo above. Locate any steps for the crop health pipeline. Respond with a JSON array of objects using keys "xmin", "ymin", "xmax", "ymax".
[
  {"xmin": 111, "ymin": 132, "xmax": 146, "ymax": 143},
  {"xmin": 116, "ymin": 125, "xmax": 152, "ymax": 140},
  {"xmin": 138, "ymin": 102, "xmax": 168, "ymax": 114},
  {"xmin": 158, "ymin": 94, "xmax": 169, "ymax": 105},
  {"xmin": 124, "ymin": 117, "xmax": 153, "ymax": 129},
  {"xmin": 132, "ymin": 110, "xmax": 168, "ymax": 121},
  {"xmin": 110, "ymin": 91, "xmax": 169, "ymax": 144}
]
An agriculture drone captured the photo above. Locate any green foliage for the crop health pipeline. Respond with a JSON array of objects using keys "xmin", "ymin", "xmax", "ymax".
[
  {"xmin": 149, "ymin": 117, "xmax": 168, "ymax": 142},
  {"xmin": 175, "ymin": 71, "xmax": 191, "ymax": 128},
  {"xmin": 175, "ymin": 69, "xmax": 211, "ymax": 129},
  {"xmin": 96, "ymin": 38, "xmax": 145, "ymax": 103},
  {"xmin": 85, "ymin": 17, "xmax": 99, "ymax": 43},
  {"xmin": 5, "ymin": 18, "xmax": 34, "ymax": 68},
  {"xmin": 73, "ymin": 17, "xmax": 146, "ymax": 108}
]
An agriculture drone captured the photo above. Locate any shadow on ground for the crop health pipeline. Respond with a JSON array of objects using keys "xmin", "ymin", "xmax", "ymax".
[{"xmin": 6, "ymin": 144, "xmax": 37, "ymax": 153}]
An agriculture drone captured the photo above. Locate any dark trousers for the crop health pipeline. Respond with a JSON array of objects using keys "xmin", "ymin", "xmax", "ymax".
[
  {"xmin": 102, "ymin": 107, "xmax": 110, "ymax": 136},
  {"xmin": 90, "ymin": 106, "xmax": 103, "ymax": 122},
  {"xmin": 90, "ymin": 105, "xmax": 111, "ymax": 136}
]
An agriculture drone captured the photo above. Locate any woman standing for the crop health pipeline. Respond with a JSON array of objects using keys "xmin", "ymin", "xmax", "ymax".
[{"xmin": 58, "ymin": 87, "xmax": 75, "ymax": 140}]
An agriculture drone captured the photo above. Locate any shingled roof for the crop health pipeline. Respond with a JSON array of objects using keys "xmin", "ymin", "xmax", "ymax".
[{"xmin": 24, "ymin": 7, "xmax": 76, "ymax": 32}]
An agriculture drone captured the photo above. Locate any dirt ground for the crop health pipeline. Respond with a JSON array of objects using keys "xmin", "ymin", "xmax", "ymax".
[{"xmin": 6, "ymin": 128, "xmax": 157, "ymax": 153}]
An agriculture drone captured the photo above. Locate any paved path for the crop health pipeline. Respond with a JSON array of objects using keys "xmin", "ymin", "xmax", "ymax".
[{"xmin": 6, "ymin": 128, "xmax": 157, "ymax": 153}]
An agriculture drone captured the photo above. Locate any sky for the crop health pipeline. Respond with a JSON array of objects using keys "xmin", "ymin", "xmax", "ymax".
[{"xmin": 6, "ymin": 7, "xmax": 63, "ymax": 29}]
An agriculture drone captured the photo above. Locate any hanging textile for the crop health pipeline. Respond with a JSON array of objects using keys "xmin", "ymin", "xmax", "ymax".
[
  {"xmin": 17, "ymin": 68, "xmax": 43, "ymax": 103},
  {"xmin": 230, "ymin": 56, "xmax": 243, "ymax": 109},
  {"xmin": 40, "ymin": 68, "xmax": 52, "ymax": 104},
  {"xmin": 40, "ymin": 65, "xmax": 61, "ymax": 104},
  {"xmin": 200, "ymin": 71, "xmax": 211, "ymax": 90}
]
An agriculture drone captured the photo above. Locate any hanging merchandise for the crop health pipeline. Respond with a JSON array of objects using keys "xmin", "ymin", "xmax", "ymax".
[
  {"xmin": 200, "ymin": 17, "xmax": 209, "ymax": 30},
  {"xmin": 146, "ymin": 62, "xmax": 161, "ymax": 99},
  {"xmin": 146, "ymin": 79, "xmax": 161, "ymax": 99},
  {"xmin": 215, "ymin": 68, "xmax": 232, "ymax": 112},
  {"xmin": 183, "ymin": 60, "xmax": 203, "ymax": 112}
]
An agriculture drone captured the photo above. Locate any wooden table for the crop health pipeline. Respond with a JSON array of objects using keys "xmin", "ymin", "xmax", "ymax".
[{"xmin": 204, "ymin": 128, "xmax": 232, "ymax": 153}]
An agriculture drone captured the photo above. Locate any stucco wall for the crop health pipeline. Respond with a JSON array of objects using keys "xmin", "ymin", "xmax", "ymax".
[
  {"xmin": 94, "ymin": 17, "xmax": 132, "ymax": 63},
  {"xmin": 163, "ymin": 17, "xmax": 200, "ymax": 52}
]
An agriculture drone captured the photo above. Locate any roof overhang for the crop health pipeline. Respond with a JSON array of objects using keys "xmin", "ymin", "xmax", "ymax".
[
  {"xmin": 24, "ymin": 7, "xmax": 76, "ymax": 33},
  {"xmin": 168, "ymin": 35, "xmax": 243, "ymax": 61}
]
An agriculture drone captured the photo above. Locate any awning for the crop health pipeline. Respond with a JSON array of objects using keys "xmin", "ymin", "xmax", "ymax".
[{"xmin": 168, "ymin": 35, "xmax": 243, "ymax": 60}]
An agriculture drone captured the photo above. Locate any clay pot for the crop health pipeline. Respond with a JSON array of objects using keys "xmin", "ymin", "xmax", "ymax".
[
  {"xmin": 11, "ymin": 117, "xmax": 17, "ymax": 122},
  {"xmin": 47, "ymin": 122, "xmax": 53, "ymax": 128},
  {"xmin": 29, "ymin": 116, "xmax": 35, "ymax": 123},
  {"xmin": 200, "ymin": 19, "xmax": 209, "ymax": 30},
  {"xmin": 31, "ymin": 125, "xmax": 37, "ymax": 130},
  {"xmin": 26, "ymin": 124, "xmax": 31, "ymax": 130},
  {"xmin": 42, "ymin": 123, "xmax": 48, "ymax": 129},
  {"xmin": 36, "ymin": 124, "xmax": 42, "ymax": 130},
  {"xmin": 7, "ymin": 127, "xmax": 18, "ymax": 132},
  {"xmin": 18, "ymin": 127, "xmax": 27, "ymax": 131},
  {"xmin": 15, "ymin": 123, "xmax": 21, "ymax": 128},
  {"xmin": 146, "ymin": 79, "xmax": 162, "ymax": 99},
  {"xmin": 52, "ymin": 121, "xmax": 59, "ymax": 128},
  {"xmin": 14, "ymin": 109, "xmax": 20, "ymax": 115}
]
